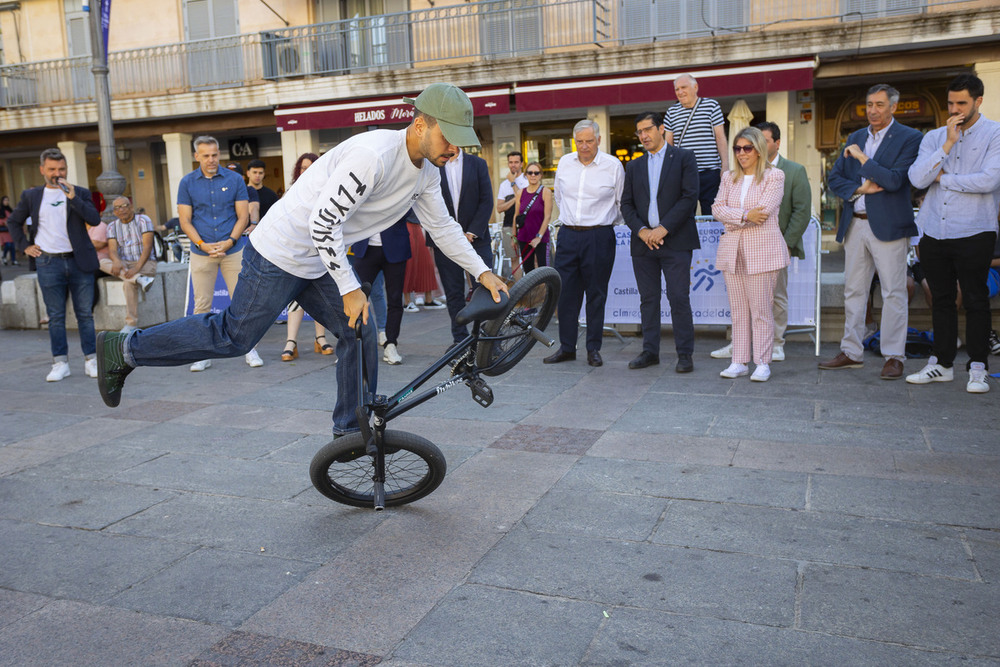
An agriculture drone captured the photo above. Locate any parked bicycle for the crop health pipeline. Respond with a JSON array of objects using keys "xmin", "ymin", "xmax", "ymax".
[{"xmin": 310, "ymin": 267, "xmax": 561, "ymax": 510}]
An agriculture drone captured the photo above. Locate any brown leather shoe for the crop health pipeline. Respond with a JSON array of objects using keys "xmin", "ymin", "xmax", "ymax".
[
  {"xmin": 880, "ymin": 358, "xmax": 904, "ymax": 380},
  {"xmin": 818, "ymin": 352, "xmax": 864, "ymax": 370}
]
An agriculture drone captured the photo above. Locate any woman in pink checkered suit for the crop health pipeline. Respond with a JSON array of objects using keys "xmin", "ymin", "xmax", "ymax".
[{"xmin": 711, "ymin": 127, "xmax": 789, "ymax": 382}]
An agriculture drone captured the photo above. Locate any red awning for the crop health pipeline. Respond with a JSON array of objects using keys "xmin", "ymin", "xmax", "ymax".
[
  {"xmin": 276, "ymin": 87, "xmax": 510, "ymax": 132},
  {"xmin": 513, "ymin": 59, "xmax": 815, "ymax": 112}
]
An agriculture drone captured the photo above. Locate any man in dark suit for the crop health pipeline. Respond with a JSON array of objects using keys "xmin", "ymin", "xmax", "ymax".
[
  {"xmin": 621, "ymin": 112, "xmax": 701, "ymax": 372},
  {"xmin": 352, "ymin": 213, "xmax": 413, "ymax": 364},
  {"xmin": 435, "ymin": 146, "xmax": 494, "ymax": 344},
  {"xmin": 820, "ymin": 83, "xmax": 922, "ymax": 380},
  {"xmin": 7, "ymin": 148, "xmax": 101, "ymax": 382}
]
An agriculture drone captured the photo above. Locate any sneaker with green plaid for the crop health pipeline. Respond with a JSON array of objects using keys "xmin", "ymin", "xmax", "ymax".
[{"xmin": 97, "ymin": 331, "xmax": 135, "ymax": 407}]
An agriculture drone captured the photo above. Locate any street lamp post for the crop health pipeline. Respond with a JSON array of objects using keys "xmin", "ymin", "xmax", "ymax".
[{"xmin": 89, "ymin": 2, "xmax": 126, "ymax": 223}]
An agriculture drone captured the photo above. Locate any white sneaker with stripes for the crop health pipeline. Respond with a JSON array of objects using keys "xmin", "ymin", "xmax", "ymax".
[{"xmin": 905, "ymin": 357, "xmax": 953, "ymax": 384}]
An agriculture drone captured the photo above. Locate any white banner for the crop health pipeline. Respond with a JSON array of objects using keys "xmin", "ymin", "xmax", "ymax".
[{"xmin": 604, "ymin": 218, "xmax": 819, "ymax": 325}]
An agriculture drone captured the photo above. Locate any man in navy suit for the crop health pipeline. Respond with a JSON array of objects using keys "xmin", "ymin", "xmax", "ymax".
[
  {"xmin": 820, "ymin": 84, "xmax": 922, "ymax": 380},
  {"xmin": 621, "ymin": 112, "xmax": 701, "ymax": 372},
  {"xmin": 7, "ymin": 148, "xmax": 101, "ymax": 382},
  {"xmin": 435, "ymin": 146, "xmax": 494, "ymax": 344},
  {"xmin": 352, "ymin": 213, "xmax": 412, "ymax": 364}
]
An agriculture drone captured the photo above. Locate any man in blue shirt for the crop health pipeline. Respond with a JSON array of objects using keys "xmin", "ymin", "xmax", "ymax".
[
  {"xmin": 178, "ymin": 136, "xmax": 263, "ymax": 370},
  {"xmin": 906, "ymin": 74, "xmax": 1000, "ymax": 393}
]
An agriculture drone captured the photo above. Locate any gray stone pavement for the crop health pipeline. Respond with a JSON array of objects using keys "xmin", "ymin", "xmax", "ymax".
[{"xmin": 0, "ymin": 306, "xmax": 998, "ymax": 666}]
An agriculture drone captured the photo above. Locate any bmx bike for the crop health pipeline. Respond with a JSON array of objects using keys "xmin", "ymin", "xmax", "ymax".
[{"xmin": 309, "ymin": 267, "xmax": 561, "ymax": 510}]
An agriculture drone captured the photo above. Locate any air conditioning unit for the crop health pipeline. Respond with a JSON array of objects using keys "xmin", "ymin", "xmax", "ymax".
[
  {"xmin": 276, "ymin": 44, "xmax": 306, "ymax": 77},
  {"xmin": 262, "ymin": 33, "xmax": 309, "ymax": 80}
]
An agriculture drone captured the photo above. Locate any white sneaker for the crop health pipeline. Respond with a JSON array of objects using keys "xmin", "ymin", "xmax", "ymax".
[
  {"xmin": 750, "ymin": 364, "xmax": 771, "ymax": 382},
  {"xmin": 967, "ymin": 366, "xmax": 990, "ymax": 394},
  {"xmin": 383, "ymin": 343, "xmax": 403, "ymax": 365},
  {"xmin": 772, "ymin": 346, "xmax": 785, "ymax": 362},
  {"xmin": 245, "ymin": 349, "xmax": 264, "ymax": 367},
  {"xmin": 136, "ymin": 275, "xmax": 155, "ymax": 292},
  {"xmin": 378, "ymin": 330, "xmax": 388, "ymax": 347},
  {"xmin": 403, "ymin": 303, "xmax": 420, "ymax": 313},
  {"xmin": 46, "ymin": 361, "xmax": 71, "ymax": 382},
  {"xmin": 84, "ymin": 357, "xmax": 98, "ymax": 378},
  {"xmin": 905, "ymin": 357, "xmax": 953, "ymax": 384},
  {"xmin": 190, "ymin": 359, "xmax": 212, "ymax": 372},
  {"xmin": 710, "ymin": 343, "xmax": 733, "ymax": 359},
  {"xmin": 423, "ymin": 299, "xmax": 447, "ymax": 310},
  {"xmin": 719, "ymin": 362, "xmax": 748, "ymax": 379}
]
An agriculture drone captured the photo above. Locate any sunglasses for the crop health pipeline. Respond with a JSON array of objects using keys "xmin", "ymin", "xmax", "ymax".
[
  {"xmin": 733, "ymin": 145, "xmax": 756, "ymax": 154},
  {"xmin": 526, "ymin": 170, "xmax": 541, "ymax": 175}
]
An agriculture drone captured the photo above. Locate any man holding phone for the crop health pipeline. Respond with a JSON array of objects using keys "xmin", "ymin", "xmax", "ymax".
[{"xmin": 7, "ymin": 148, "xmax": 101, "ymax": 382}]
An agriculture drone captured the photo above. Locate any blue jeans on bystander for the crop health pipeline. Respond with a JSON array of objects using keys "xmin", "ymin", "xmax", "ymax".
[{"xmin": 35, "ymin": 253, "xmax": 96, "ymax": 359}]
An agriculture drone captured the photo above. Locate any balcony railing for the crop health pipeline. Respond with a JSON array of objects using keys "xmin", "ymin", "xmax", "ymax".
[{"xmin": 0, "ymin": 0, "xmax": 978, "ymax": 110}]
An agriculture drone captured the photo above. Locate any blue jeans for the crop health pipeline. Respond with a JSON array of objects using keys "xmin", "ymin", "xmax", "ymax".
[
  {"xmin": 35, "ymin": 253, "xmax": 96, "ymax": 359},
  {"xmin": 128, "ymin": 243, "xmax": 378, "ymax": 434}
]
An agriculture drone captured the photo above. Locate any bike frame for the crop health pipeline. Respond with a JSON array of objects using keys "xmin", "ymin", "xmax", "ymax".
[{"xmin": 352, "ymin": 314, "xmax": 536, "ymax": 509}]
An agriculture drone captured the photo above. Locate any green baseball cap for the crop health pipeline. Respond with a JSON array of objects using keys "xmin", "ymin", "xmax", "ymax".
[{"xmin": 403, "ymin": 83, "xmax": 480, "ymax": 147}]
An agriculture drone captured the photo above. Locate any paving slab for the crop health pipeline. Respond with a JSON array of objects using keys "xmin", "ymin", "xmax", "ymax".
[
  {"xmin": 109, "ymin": 546, "xmax": 320, "ymax": 627},
  {"xmin": 808, "ymin": 474, "xmax": 1000, "ymax": 528},
  {"xmin": 558, "ymin": 456, "xmax": 808, "ymax": 509},
  {"xmin": 580, "ymin": 606, "xmax": 993, "ymax": 666},
  {"xmin": 107, "ymin": 493, "xmax": 386, "ymax": 562},
  {"xmin": 652, "ymin": 499, "xmax": 975, "ymax": 578},
  {"xmin": 110, "ymin": 451, "xmax": 312, "ymax": 500},
  {"xmin": 393, "ymin": 584, "xmax": 605, "ymax": 667},
  {"xmin": 0, "ymin": 519, "xmax": 196, "ymax": 602},
  {"xmin": 800, "ymin": 564, "xmax": 1000, "ymax": 656},
  {"xmin": 0, "ymin": 599, "xmax": 227, "ymax": 667},
  {"xmin": 0, "ymin": 475, "xmax": 174, "ymax": 529},
  {"xmin": 470, "ymin": 527, "xmax": 798, "ymax": 626}
]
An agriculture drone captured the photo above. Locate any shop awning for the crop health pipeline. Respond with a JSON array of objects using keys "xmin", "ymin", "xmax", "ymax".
[
  {"xmin": 275, "ymin": 87, "xmax": 511, "ymax": 132},
  {"xmin": 513, "ymin": 59, "xmax": 816, "ymax": 112}
]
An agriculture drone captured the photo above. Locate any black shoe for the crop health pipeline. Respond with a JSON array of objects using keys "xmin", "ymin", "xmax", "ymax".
[
  {"xmin": 675, "ymin": 353, "xmax": 694, "ymax": 373},
  {"xmin": 628, "ymin": 351, "xmax": 660, "ymax": 370},
  {"xmin": 543, "ymin": 349, "xmax": 576, "ymax": 364},
  {"xmin": 96, "ymin": 331, "xmax": 135, "ymax": 408},
  {"xmin": 587, "ymin": 350, "xmax": 603, "ymax": 367},
  {"xmin": 990, "ymin": 329, "xmax": 1000, "ymax": 356}
]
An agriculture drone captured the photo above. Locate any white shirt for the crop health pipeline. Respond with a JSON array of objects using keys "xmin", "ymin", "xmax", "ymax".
[
  {"xmin": 444, "ymin": 148, "xmax": 464, "ymax": 213},
  {"xmin": 35, "ymin": 186, "xmax": 73, "ymax": 253},
  {"xmin": 553, "ymin": 150, "xmax": 625, "ymax": 227},
  {"xmin": 251, "ymin": 129, "xmax": 489, "ymax": 294},
  {"xmin": 855, "ymin": 119, "xmax": 894, "ymax": 215},
  {"xmin": 497, "ymin": 173, "xmax": 528, "ymax": 201}
]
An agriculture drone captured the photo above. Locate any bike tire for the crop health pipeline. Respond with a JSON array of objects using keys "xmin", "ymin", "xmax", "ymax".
[
  {"xmin": 475, "ymin": 266, "xmax": 560, "ymax": 377},
  {"xmin": 309, "ymin": 430, "xmax": 446, "ymax": 508}
]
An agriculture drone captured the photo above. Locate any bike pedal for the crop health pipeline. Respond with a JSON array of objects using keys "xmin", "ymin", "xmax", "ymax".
[{"xmin": 468, "ymin": 377, "xmax": 494, "ymax": 407}]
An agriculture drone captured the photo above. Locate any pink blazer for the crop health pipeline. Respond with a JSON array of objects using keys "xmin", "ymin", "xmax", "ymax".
[{"xmin": 711, "ymin": 167, "xmax": 790, "ymax": 275}]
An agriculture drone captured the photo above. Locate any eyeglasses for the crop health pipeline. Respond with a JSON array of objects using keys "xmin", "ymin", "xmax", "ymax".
[
  {"xmin": 733, "ymin": 145, "xmax": 756, "ymax": 154},
  {"xmin": 113, "ymin": 204, "xmax": 131, "ymax": 210},
  {"xmin": 525, "ymin": 170, "xmax": 541, "ymax": 175},
  {"xmin": 635, "ymin": 125, "xmax": 659, "ymax": 137}
]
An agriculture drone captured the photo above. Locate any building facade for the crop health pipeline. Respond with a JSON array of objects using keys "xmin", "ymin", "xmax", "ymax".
[{"xmin": 1, "ymin": 0, "xmax": 999, "ymax": 227}]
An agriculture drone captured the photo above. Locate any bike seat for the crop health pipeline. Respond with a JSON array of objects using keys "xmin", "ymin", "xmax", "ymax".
[{"xmin": 455, "ymin": 286, "xmax": 509, "ymax": 325}]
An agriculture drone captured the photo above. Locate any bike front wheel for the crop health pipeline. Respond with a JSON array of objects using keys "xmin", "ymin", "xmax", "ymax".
[
  {"xmin": 476, "ymin": 266, "xmax": 560, "ymax": 377},
  {"xmin": 309, "ymin": 430, "xmax": 447, "ymax": 508}
]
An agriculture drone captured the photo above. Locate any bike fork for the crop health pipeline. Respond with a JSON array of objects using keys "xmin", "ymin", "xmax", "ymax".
[{"xmin": 372, "ymin": 415, "xmax": 386, "ymax": 511}]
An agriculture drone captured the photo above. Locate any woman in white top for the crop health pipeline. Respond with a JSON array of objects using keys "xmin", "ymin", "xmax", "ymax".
[{"xmin": 711, "ymin": 127, "xmax": 788, "ymax": 382}]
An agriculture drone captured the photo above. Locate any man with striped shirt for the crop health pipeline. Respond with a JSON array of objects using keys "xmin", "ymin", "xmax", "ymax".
[{"xmin": 665, "ymin": 74, "xmax": 729, "ymax": 214}]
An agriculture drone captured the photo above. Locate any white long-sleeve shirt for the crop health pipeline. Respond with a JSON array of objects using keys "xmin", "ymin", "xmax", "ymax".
[
  {"xmin": 553, "ymin": 150, "xmax": 625, "ymax": 227},
  {"xmin": 251, "ymin": 129, "xmax": 489, "ymax": 294}
]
